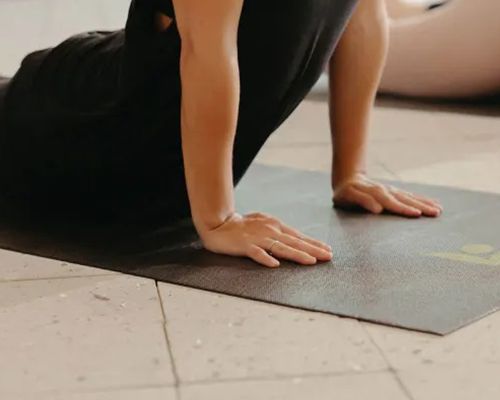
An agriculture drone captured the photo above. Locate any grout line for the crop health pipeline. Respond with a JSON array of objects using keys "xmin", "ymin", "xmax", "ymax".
[
  {"xmin": 179, "ymin": 368, "xmax": 390, "ymax": 387},
  {"xmin": 34, "ymin": 383, "xmax": 176, "ymax": 396},
  {"xmin": 23, "ymin": 369, "xmax": 394, "ymax": 397},
  {"xmin": 0, "ymin": 272, "xmax": 118, "ymax": 284},
  {"xmin": 360, "ymin": 323, "xmax": 416, "ymax": 400},
  {"xmin": 386, "ymin": 366, "xmax": 415, "ymax": 400},
  {"xmin": 156, "ymin": 281, "xmax": 183, "ymax": 400}
]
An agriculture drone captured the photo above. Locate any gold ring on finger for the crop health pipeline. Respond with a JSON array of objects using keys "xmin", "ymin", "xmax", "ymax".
[{"xmin": 268, "ymin": 239, "xmax": 280, "ymax": 256}]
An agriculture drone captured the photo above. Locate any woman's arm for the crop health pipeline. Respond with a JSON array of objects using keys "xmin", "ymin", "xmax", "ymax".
[
  {"xmin": 173, "ymin": 0, "xmax": 333, "ymax": 267},
  {"xmin": 174, "ymin": 0, "xmax": 243, "ymax": 234},
  {"xmin": 328, "ymin": 0, "xmax": 442, "ymax": 217},
  {"xmin": 329, "ymin": 0, "xmax": 388, "ymax": 188}
]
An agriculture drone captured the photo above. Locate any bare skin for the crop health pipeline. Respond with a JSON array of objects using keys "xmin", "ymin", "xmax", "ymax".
[
  {"xmin": 172, "ymin": 0, "xmax": 442, "ymax": 268},
  {"xmin": 329, "ymin": 0, "xmax": 443, "ymax": 217}
]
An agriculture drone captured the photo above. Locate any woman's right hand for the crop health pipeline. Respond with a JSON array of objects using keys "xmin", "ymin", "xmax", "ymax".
[{"xmin": 200, "ymin": 212, "xmax": 333, "ymax": 268}]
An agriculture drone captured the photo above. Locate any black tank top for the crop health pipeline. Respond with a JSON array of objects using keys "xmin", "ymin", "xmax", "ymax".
[
  {"xmin": 155, "ymin": 0, "xmax": 175, "ymax": 18},
  {"xmin": 1, "ymin": 0, "xmax": 359, "ymax": 215}
]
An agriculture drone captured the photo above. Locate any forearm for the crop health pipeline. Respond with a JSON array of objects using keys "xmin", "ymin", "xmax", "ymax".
[
  {"xmin": 180, "ymin": 48, "xmax": 240, "ymax": 235},
  {"xmin": 172, "ymin": 0, "xmax": 243, "ymax": 236},
  {"xmin": 328, "ymin": 0, "xmax": 389, "ymax": 187}
]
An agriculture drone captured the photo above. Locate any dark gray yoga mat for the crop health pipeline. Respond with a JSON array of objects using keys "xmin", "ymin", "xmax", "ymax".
[{"xmin": 1, "ymin": 164, "xmax": 500, "ymax": 335}]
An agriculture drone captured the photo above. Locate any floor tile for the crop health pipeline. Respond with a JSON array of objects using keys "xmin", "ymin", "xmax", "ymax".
[
  {"xmin": 0, "ymin": 276, "xmax": 174, "ymax": 395},
  {"xmin": 256, "ymin": 143, "xmax": 333, "ymax": 172},
  {"xmin": 257, "ymin": 142, "xmax": 395, "ymax": 179},
  {"xmin": 256, "ymin": 100, "xmax": 405, "ymax": 181},
  {"xmin": 180, "ymin": 372, "xmax": 408, "ymax": 400},
  {"xmin": 0, "ymin": 275, "xmax": 163, "ymax": 322},
  {"xmin": 395, "ymin": 153, "xmax": 500, "ymax": 194},
  {"xmin": 159, "ymin": 284, "xmax": 387, "ymax": 383},
  {"xmin": 370, "ymin": 107, "xmax": 500, "ymax": 189},
  {"xmin": 0, "ymin": 249, "xmax": 115, "ymax": 281},
  {"xmin": 364, "ymin": 310, "xmax": 500, "ymax": 370},
  {"xmin": 265, "ymin": 100, "xmax": 331, "ymax": 147},
  {"xmin": 399, "ymin": 364, "xmax": 500, "ymax": 400}
]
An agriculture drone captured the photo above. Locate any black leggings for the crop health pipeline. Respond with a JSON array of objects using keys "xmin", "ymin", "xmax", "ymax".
[{"xmin": 0, "ymin": 0, "xmax": 359, "ymax": 221}]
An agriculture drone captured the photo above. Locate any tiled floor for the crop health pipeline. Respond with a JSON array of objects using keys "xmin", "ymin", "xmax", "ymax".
[{"xmin": 1, "ymin": 2, "xmax": 500, "ymax": 399}]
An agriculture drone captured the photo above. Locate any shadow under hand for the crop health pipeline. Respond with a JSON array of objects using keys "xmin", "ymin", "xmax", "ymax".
[{"xmin": 0, "ymin": 197, "xmax": 260, "ymax": 279}]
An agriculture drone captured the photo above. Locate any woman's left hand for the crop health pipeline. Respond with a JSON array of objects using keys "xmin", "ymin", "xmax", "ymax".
[{"xmin": 333, "ymin": 174, "xmax": 443, "ymax": 218}]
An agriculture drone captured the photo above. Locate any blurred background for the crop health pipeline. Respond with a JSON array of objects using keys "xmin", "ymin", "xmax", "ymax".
[
  {"xmin": 0, "ymin": 0, "xmax": 435, "ymax": 77},
  {"xmin": 2, "ymin": 0, "xmax": 498, "ymax": 99},
  {"xmin": 0, "ymin": 0, "xmax": 129, "ymax": 76}
]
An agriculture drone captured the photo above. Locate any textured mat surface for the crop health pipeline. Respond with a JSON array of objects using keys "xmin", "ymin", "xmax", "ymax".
[{"xmin": 1, "ymin": 165, "xmax": 500, "ymax": 335}]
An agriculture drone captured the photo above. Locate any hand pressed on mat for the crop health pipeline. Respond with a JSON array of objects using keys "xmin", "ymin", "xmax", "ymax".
[
  {"xmin": 333, "ymin": 174, "xmax": 443, "ymax": 218},
  {"xmin": 201, "ymin": 212, "xmax": 333, "ymax": 268}
]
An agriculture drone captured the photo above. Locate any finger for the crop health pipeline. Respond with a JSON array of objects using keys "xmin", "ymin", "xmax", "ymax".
[
  {"xmin": 393, "ymin": 192, "xmax": 441, "ymax": 217},
  {"xmin": 409, "ymin": 194, "xmax": 443, "ymax": 211},
  {"xmin": 344, "ymin": 188, "xmax": 384, "ymax": 214},
  {"xmin": 388, "ymin": 187, "xmax": 443, "ymax": 211},
  {"xmin": 247, "ymin": 245, "xmax": 280, "ymax": 268},
  {"xmin": 279, "ymin": 233, "xmax": 333, "ymax": 261},
  {"xmin": 279, "ymin": 224, "xmax": 332, "ymax": 252},
  {"xmin": 370, "ymin": 188, "xmax": 422, "ymax": 218},
  {"xmin": 263, "ymin": 240, "xmax": 317, "ymax": 266}
]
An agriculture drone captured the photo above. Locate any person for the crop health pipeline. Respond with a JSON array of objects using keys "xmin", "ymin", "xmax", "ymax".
[
  {"xmin": 0, "ymin": 0, "xmax": 442, "ymax": 268},
  {"xmin": 381, "ymin": 0, "xmax": 500, "ymax": 98}
]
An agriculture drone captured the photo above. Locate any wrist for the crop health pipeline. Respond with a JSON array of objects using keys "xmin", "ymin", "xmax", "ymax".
[
  {"xmin": 332, "ymin": 168, "xmax": 366, "ymax": 189},
  {"xmin": 332, "ymin": 156, "xmax": 366, "ymax": 188},
  {"xmin": 193, "ymin": 209, "xmax": 236, "ymax": 237}
]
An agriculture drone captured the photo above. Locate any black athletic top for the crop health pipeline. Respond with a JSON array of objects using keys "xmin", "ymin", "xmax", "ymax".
[
  {"xmin": 155, "ymin": 0, "xmax": 175, "ymax": 18},
  {"xmin": 0, "ymin": 0, "xmax": 359, "ymax": 219}
]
